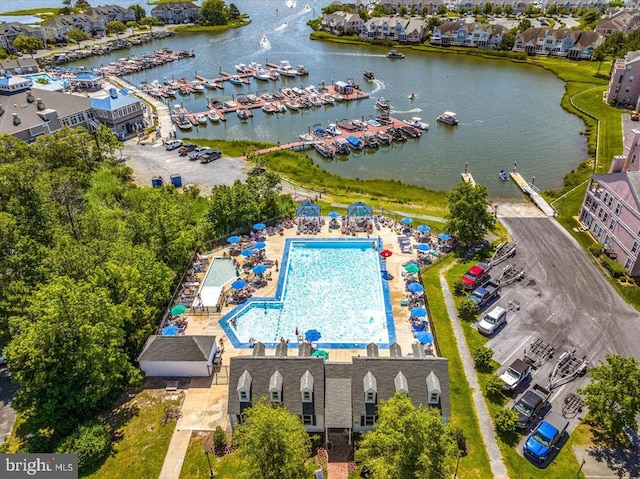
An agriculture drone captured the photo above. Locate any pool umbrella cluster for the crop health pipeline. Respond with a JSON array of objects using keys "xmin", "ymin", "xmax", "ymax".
[
  {"xmin": 253, "ymin": 242, "xmax": 266, "ymax": 250},
  {"xmin": 411, "ymin": 307, "xmax": 428, "ymax": 318},
  {"xmin": 305, "ymin": 329, "xmax": 322, "ymax": 342},
  {"xmin": 417, "ymin": 225, "xmax": 431, "ymax": 233},
  {"xmin": 161, "ymin": 324, "xmax": 179, "ymax": 336},
  {"xmin": 232, "ymin": 279, "xmax": 247, "ymax": 290},
  {"xmin": 415, "ymin": 330, "xmax": 434, "ymax": 344},
  {"xmin": 438, "ymin": 233, "xmax": 452, "ymax": 241},
  {"xmin": 404, "ymin": 264, "xmax": 420, "ymax": 274},
  {"xmin": 407, "ymin": 282, "xmax": 424, "ymax": 293},
  {"xmin": 241, "ymin": 248, "xmax": 254, "ymax": 257},
  {"xmin": 253, "ymin": 264, "xmax": 267, "ymax": 275},
  {"xmin": 170, "ymin": 304, "xmax": 186, "ymax": 316},
  {"xmin": 227, "ymin": 235, "xmax": 241, "ymax": 244}
]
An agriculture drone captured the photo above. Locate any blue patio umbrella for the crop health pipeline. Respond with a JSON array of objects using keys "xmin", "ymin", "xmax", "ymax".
[
  {"xmin": 253, "ymin": 223, "xmax": 266, "ymax": 231},
  {"xmin": 438, "ymin": 233, "xmax": 452, "ymax": 241},
  {"xmin": 328, "ymin": 211, "xmax": 340, "ymax": 218},
  {"xmin": 401, "ymin": 217, "xmax": 413, "ymax": 225},
  {"xmin": 417, "ymin": 243, "xmax": 432, "ymax": 252},
  {"xmin": 407, "ymin": 282, "xmax": 424, "ymax": 293},
  {"xmin": 241, "ymin": 248, "xmax": 254, "ymax": 257},
  {"xmin": 161, "ymin": 324, "xmax": 179, "ymax": 336},
  {"xmin": 411, "ymin": 307, "xmax": 428, "ymax": 318},
  {"xmin": 253, "ymin": 264, "xmax": 267, "ymax": 275},
  {"xmin": 415, "ymin": 330, "xmax": 434, "ymax": 344},
  {"xmin": 253, "ymin": 242, "xmax": 266, "ymax": 250},
  {"xmin": 305, "ymin": 329, "xmax": 322, "ymax": 342},
  {"xmin": 227, "ymin": 235, "xmax": 241, "ymax": 244},
  {"xmin": 231, "ymin": 279, "xmax": 247, "ymax": 290},
  {"xmin": 417, "ymin": 224, "xmax": 431, "ymax": 233}
]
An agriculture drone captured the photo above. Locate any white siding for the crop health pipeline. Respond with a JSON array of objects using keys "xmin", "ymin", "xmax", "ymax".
[{"xmin": 140, "ymin": 360, "xmax": 211, "ymax": 377}]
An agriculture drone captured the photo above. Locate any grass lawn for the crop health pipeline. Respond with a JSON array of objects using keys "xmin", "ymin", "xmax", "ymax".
[
  {"xmin": 82, "ymin": 390, "xmax": 183, "ymax": 479},
  {"xmin": 0, "ymin": 8, "xmax": 60, "ymax": 16}
]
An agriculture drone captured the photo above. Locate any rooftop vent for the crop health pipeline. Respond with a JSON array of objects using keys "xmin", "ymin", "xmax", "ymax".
[
  {"xmin": 26, "ymin": 90, "xmax": 34, "ymax": 103},
  {"xmin": 109, "ymin": 87, "xmax": 118, "ymax": 99},
  {"xmin": 12, "ymin": 113, "xmax": 20, "ymax": 126},
  {"xmin": 36, "ymin": 99, "xmax": 45, "ymax": 111}
]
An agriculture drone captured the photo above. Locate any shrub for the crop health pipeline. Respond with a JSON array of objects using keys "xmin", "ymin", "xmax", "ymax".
[
  {"xmin": 589, "ymin": 243, "xmax": 603, "ymax": 256},
  {"xmin": 448, "ymin": 425, "xmax": 468, "ymax": 457},
  {"xmin": 472, "ymin": 346, "xmax": 494, "ymax": 371},
  {"xmin": 602, "ymin": 256, "xmax": 627, "ymax": 279},
  {"xmin": 494, "ymin": 408, "xmax": 519, "ymax": 434},
  {"xmin": 485, "ymin": 374, "xmax": 507, "ymax": 399},
  {"xmin": 56, "ymin": 421, "xmax": 111, "ymax": 472},
  {"xmin": 18, "ymin": 433, "xmax": 53, "ymax": 453},
  {"xmin": 213, "ymin": 426, "xmax": 227, "ymax": 455},
  {"xmin": 453, "ymin": 279, "xmax": 467, "ymax": 297},
  {"xmin": 457, "ymin": 299, "xmax": 478, "ymax": 322}
]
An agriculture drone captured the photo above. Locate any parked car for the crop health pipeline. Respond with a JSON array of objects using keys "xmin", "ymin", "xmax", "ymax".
[
  {"xmin": 477, "ymin": 305, "xmax": 507, "ymax": 336},
  {"xmin": 461, "ymin": 262, "xmax": 491, "ymax": 289},
  {"xmin": 631, "ymin": 112, "xmax": 639, "ymax": 121},
  {"xmin": 523, "ymin": 411, "xmax": 568, "ymax": 464},
  {"xmin": 165, "ymin": 139, "xmax": 183, "ymax": 150},
  {"xmin": 188, "ymin": 147, "xmax": 212, "ymax": 160},
  {"xmin": 178, "ymin": 143, "xmax": 197, "ymax": 155},
  {"xmin": 499, "ymin": 358, "xmax": 532, "ymax": 394},
  {"xmin": 199, "ymin": 150, "xmax": 222, "ymax": 163},
  {"xmin": 468, "ymin": 281, "xmax": 500, "ymax": 310},
  {"xmin": 513, "ymin": 383, "xmax": 551, "ymax": 429}
]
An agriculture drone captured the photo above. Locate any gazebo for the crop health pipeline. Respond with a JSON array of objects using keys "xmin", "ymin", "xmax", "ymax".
[
  {"xmin": 346, "ymin": 201, "xmax": 373, "ymax": 233},
  {"xmin": 296, "ymin": 201, "xmax": 322, "ymax": 233}
]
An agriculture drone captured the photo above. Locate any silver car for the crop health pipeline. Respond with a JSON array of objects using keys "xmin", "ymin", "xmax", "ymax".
[{"xmin": 477, "ymin": 305, "xmax": 507, "ymax": 336}]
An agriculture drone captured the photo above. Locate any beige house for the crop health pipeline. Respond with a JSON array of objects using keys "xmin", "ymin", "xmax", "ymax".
[
  {"xmin": 151, "ymin": 1, "xmax": 201, "ymax": 24},
  {"xmin": 606, "ymin": 51, "xmax": 640, "ymax": 109},
  {"xmin": 321, "ymin": 12, "xmax": 364, "ymax": 35},
  {"xmin": 360, "ymin": 16, "xmax": 427, "ymax": 43}
]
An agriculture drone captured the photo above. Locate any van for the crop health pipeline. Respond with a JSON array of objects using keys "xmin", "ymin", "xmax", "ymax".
[
  {"xmin": 477, "ymin": 305, "xmax": 507, "ymax": 336},
  {"xmin": 165, "ymin": 139, "xmax": 183, "ymax": 151}
]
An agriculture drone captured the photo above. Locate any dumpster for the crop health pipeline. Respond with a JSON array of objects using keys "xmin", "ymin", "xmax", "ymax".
[
  {"xmin": 170, "ymin": 174, "xmax": 182, "ymax": 188},
  {"xmin": 151, "ymin": 176, "xmax": 163, "ymax": 188}
]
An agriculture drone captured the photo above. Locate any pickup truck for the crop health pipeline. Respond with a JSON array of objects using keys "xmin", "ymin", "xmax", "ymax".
[
  {"xmin": 523, "ymin": 411, "xmax": 568, "ymax": 463},
  {"xmin": 477, "ymin": 305, "xmax": 507, "ymax": 336},
  {"xmin": 468, "ymin": 281, "xmax": 500, "ymax": 310},
  {"xmin": 461, "ymin": 262, "xmax": 490, "ymax": 289},
  {"xmin": 499, "ymin": 358, "xmax": 532, "ymax": 394},
  {"xmin": 513, "ymin": 383, "xmax": 551, "ymax": 428}
]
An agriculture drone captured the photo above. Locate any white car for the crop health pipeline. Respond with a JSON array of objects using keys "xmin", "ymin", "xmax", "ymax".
[
  {"xmin": 165, "ymin": 139, "xmax": 183, "ymax": 151},
  {"xmin": 477, "ymin": 306, "xmax": 507, "ymax": 336}
]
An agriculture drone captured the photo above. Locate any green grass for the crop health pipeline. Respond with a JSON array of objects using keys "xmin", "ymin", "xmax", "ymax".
[
  {"xmin": 82, "ymin": 391, "xmax": 182, "ymax": 479},
  {"xmin": 0, "ymin": 8, "xmax": 60, "ymax": 16},
  {"xmin": 172, "ymin": 19, "xmax": 251, "ymax": 33},
  {"xmin": 422, "ymin": 258, "xmax": 493, "ymax": 478}
]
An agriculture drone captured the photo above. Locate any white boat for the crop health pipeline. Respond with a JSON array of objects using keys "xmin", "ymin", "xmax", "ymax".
[
  {"xmin": 279, "ymin": 60, "xmax": 298, "ymax": 77},
  {"xmin": 195, "ymin": 114, "xmax": 207, "ymax": 124},
  {"xmin": 273, "ymin": 101, "xmax": 286, "ymax": 113},
  {"xmin": 326, "ymin": 123, "xmax": 342, "ymax": 136},
  {"xmin": 204, "ymin": 80, "xmax": 219, "ymax": 89},
  {"xmin": 235, "ymin": 63, "xmax": 251, "ymax": 73},
  {"xmin": 437, "ymin": 111, "xmax": 459, "ymax": 125},
  {"xmin": 299, "ymin": 133, "xmax": 313, "ymax": 142},
  {"xmin": 237, "ymin": 109, "xmax": 250, "ymax": 120},
  {"xmin": 295, "ymin": 64, "xmax": 309, "ymax": 75},
  {"xmin": 224, "ymin": 99, "xmax": 237, "ymax": 108},
  {"xmin": 308, "ymin": 95, "xmax": 323, "ymax": 107},
  {"xmin": 254, "ymin": 69, "xmax": 272, "ymax": 81},
  {"xmin": 208, "ymin": 110, "xmax": 220, "ymax": 122},
  {"xmin": 322, "ymin": 93, "xmax": 336, "ymax": 104},
  {"xmin": 404, "ymin": 117, "xmax": 429, "ymax": 130},
  {"xmin": 262, "ymin": 102, "xmax": 277, "ymax": 114},
  {"xmin": 248, "ymin": 61, "xmax": 262, "ymax": 71},
  {"xmin": 176, "ymin": 117, "xmax": 192, "ymax": 130},
  {"xmin": 192, "ymin": 83, "xmax": 205, "ymax": 92},
  {"xmin": 375, "ymin": 97, "xmax": 391, "ymax": 111}
]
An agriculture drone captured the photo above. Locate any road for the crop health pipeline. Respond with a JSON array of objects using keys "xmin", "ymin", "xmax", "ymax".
[{"xmin": 0, "ymin": 366, "xmax": 19, "ymax": 444}]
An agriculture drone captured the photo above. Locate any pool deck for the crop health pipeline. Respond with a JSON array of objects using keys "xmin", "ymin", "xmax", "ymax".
[{"xmin": 182, "ymin": 220, "xmax": 436, "ymax": 363}]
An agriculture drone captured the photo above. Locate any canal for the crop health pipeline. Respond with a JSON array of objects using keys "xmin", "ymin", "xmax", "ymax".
[{"xmin": 62, "ymin": 0, "xmax": 587, "ymax": 197}]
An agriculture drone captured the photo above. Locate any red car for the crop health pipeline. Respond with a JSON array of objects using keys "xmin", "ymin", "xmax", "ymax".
[
  {"xmin": 631, "ymin": 112, "xmax": 639, "ymax": 121},
  {"xmin": 461, "ymin": 262, "xmax": 491, "ymax": 289}
]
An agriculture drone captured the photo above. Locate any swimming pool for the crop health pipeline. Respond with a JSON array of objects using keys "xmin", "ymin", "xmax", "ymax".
[
  {"xmin": 221, "ymin": 239, "xmax": 395, "ymax": 349},
  {"xmin": 198, "ymin": 257, "xmax": 236, "ymax": 307},
  {"xmin": 24, "ymin": 73, "xmax": 56, "ymax": 83},
  {"xmin": 23, "ymin": 73, "xmax": 65, "ymax": 91}
]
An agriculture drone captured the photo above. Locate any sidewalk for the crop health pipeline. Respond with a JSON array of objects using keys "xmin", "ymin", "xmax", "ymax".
[{"xmin": 439, "ymin": 263, "xmax": 509, "ymax": 479}]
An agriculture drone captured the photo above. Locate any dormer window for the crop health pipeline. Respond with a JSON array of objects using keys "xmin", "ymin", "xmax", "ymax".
[
  {"xmin": 300, "ymin": 370, "xmax": 313, "ymax": 403},
  {"xmin": 363, "ymin": 371, "xmax": 377, "ymax": 404},
  {"xmin": 237, "ymin": 370, "xmax": 251, "ymax": 403},
  {"xmin": 269, "ymin": 370, "xmax": 283, "ymax": 403},
  {"xmin": 426, "ymin": 371, "xmax": 441, "ymax": 406},
  {"xmin": 394, "ymin": 371, "xmax": 409, "ymax": 396}
]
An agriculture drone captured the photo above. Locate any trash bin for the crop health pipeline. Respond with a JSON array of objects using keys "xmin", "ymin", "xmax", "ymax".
[
  {"xmin": 151, "ymin": 176, "xmax": 163, "ymax": 188},
  {"xmin": 170, "ymin": 174, "xmax": 182, "ymax": 188}
]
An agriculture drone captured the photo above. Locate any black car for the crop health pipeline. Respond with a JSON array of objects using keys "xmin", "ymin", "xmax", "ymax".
[
  {"xmin": 178, "ymin": 143, "xmax": 197, "ymax": 155},
  {"xmin": 200, "ymin": 150, "xmax": 222, "ymax": 164}
]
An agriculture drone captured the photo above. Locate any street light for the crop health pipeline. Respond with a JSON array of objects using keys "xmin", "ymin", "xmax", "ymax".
[{"xmin": 204, "ymin": 449, "xmax": 215, "ymax": 478}]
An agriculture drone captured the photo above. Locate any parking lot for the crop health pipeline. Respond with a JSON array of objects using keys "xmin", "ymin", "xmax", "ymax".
[{"xmin": 477, "ymin": 210, "xmax": 640, "ymax": 469}]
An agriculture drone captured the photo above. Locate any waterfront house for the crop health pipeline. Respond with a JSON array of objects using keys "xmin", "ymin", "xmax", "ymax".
[
  {"xmin": 321, "ymin": 11, "xmax": 364, "ymax": 35},
  {"xmin": 151, "ymin": 1, "xmax": 202, "ymax": 24},
  {"xmin": 43, "ymin": 14, "xmax": 105, "ymax": 40},
  {"xmin": 138, "ymin": 335, "xmax": 218, "ymax": 377},
  {"xmin": 0, "ymin": 58, "xmax": 39, "ymax": 76},
  {"xmin": 360, "ymin": 16, "xmax": 427, "ymax": 43},
  {"xmin": 90, "ymin": 87, "xmax": 146, "ymax": 139},
  {"xmin": 85, "ymin": 5, "xmax": 136, "ymax": 24},
  {"xmin": 228, "ymin": 342, "xmax": 450, "ymax": 444},
  {"xmin": 512, "ymin": 27, "xmax": 603, "ymax": 59},
  {"xmin": 580, "ymin": 129, "xmax": 640, "ymax": 276},
  {"xmin": 595, "ymin": 7, "xmax": 640, "ymax": 36},
  {"xmin": 606, "ymin": 50, "xmax": 640, "ymax": 109},
  {"xmin": 430, "ymin": 21, "xmax": 471, "ymax": 46},
  {"xmin": 0, "ymin": 22, "xmax": 48, "ymax": 53},
  {"xmin": 0, "ymin": 86, "xmax": 93, "ymax": 142}
]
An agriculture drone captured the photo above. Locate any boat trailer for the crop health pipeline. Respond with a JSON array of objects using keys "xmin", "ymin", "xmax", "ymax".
[
  {"xmin": 562, "ymin": 392, "xmax": 584, "ymax": 419},
  {"xmin": 523, "ymin": 337, "xmax": 555, "ymax": 368},
  {"xmin": 497, "ymin": 264, "xmax": 525, "ymax": 286},
  {"xmin": 490, "ymin": 242, "xmax": 517, "ymax": 267},
  {"xmin": 548, "ymin": 350, "xmax": 589, "ymax": 390}
]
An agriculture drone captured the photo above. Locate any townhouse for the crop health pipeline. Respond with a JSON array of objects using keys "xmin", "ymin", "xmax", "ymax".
[
  {"xmin": 321, "ymin": 11, "xmax": 364, "ymax": 35},
  {"xmin": 512, "ymin": 27, "xmax": 603, "ymax": 59},
  {"xmin": 151, "ymin": 1, "xmax": 202, "ymax": 25},
  {"xmin": 431, "ymin": 20, "xmax": 506, "ymax": 47},
  {"xmin": 605, "ymin": 50, "xmax": 640, "ymax": 110},
  {"xmin": 360, "ymin": 16, "xmax": 428, "ymax": 42}
]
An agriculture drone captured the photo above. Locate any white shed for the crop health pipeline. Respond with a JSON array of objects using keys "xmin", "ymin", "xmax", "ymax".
[{"xmin": 138, "ymin": 335, "xmax": 218, "ymax": 377}]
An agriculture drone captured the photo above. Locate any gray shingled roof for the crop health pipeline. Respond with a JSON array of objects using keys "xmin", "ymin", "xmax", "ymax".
[
  {"xmin": 138, "ymin": 335, "xmax": 216, "ymax": 362},
  {"xmin": 301, "ymin": 370, "xmax": 314, "ymax": 392},
  {"xmin": 325, "ymin": 378, "xmax": 352, "ymax": 427}
]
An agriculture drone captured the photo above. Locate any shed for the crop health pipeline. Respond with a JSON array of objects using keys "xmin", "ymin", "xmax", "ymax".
[{"xmin": 138, "ymin": 335, "xmax": 217, "ymax": 377}]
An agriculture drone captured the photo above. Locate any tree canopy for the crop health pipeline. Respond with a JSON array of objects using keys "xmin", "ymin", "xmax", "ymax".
[
  {"xmin": 355, "ymin": 393, "xmax": 456, "ymax": 479},
  {"xmin": 579, "ymin": 355, "xmax": 640, "ymax": 439},
  {"xmin": 200, "ymin": 0, "xmax": 230, "ymax": 26},
  {"xmin": 105, "ymin": 20, "xmax": 127, "ymax": 37},
  {"xmin": 130, "ymin": 4, "xmax": 146, "ymax": 21},
  {"xmin": 66, "ymin": 29, "xmax": 89, "ymax": 47},
  {"xmin": 233, "ymin": 399, "xmax": 311, "ymax": 479},
  {"xmin": 445, "ymin": 181, "xmax": 495, "ymax": 246},
  {"xmin": 12, "ymin": 36, "xmax": 44, "ymax": 56}
]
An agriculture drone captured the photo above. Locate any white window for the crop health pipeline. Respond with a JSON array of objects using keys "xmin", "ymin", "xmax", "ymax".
[
  {"xmin": 430, "ymin": 392, "xmax": 440, "ymax": 403},
  {"xmin": 610, "ymin": 220, "xmax": 616, "ymax": 230},
  {"xmin": 632, "ymin": 241, "xmax": 639, "ymax": 254},
  {"xmin": 615, "ymin": 202, "xmax": 622, "ymax": 215},
  {"xmin": 239, "ymin": 390, "xmax": 248, "ymax": 401},
  {"xmin": 625, "ymin": 258, "xmax": 633, "ymax": 269},
  {"xmin": 302, "ymin": 391, "xmax": 312, "ymax": 402},
  {"xmin": 365, "ymin": 391, "xmax": 375, "ymax": 403},
  {"xmin": 302, "ymin": 415, "xmax": 316, "ymax": 426},
  {"xmin": 604, "ymin": 235, "xmax": 610, "ymax": 246}
]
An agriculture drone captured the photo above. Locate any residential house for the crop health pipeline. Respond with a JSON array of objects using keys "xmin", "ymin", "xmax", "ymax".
[
  {"xmin": 321, "ymin": 11, "xmax": 364, "ymax": 35},
  {"xmin": 85, "ymin": 5, "xmax": 136, "ymax": 24},
  {"xmin": 430, "ymin": 20, "xmax": 470, "ymax": 46},
  {"xmin": 0, "ymin": 58, "xmax": 39, "ymax": 76},
  {"xmin": 0, "ymin": 22, "xmax": 48, "ymax": 53},
  {"xmin": 42, "ymin": 14, "xmax": 105, "ymax": 40},
  {"xmin": 228, "ymin": 342, "xmax": 450, "ymax": 443},
  {"xmin": 151, "ymin": 1, "xmax": 201, "ymax": 24},
  {"xmin": 0, "ymin": 85, "xmax": 94, "ymax": 142},
  {"xmin": 580, "ymin": 129, "xmax": 640, "ymax": 276},
  {"xmin": 138, "ymin": 335, "xmax": 218, "ymax": 377},
  {"xmin": 605, "ymin": 50, "xmax": 640, "ymax": 109},
  {"xmin": 360, "ymin": 16, "xmax": 427, "ymax": 43},
  {"xmin": 90, "ymin": 87, "xmax": 147, "ymax": 139},
  {"xmin": 513, "ymin": 27, "xmax": 603, "ymax": 59},
  {"xmin": 380, "ymin": 0, "xmax": 428, "ymax": 14}
]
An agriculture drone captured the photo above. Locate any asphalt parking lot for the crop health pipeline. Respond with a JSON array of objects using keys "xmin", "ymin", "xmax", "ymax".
[
  {"xmin": 478, "ymin": 209, "xmax": 640, "ymax": 472},
  {"xmin": 122, "ymin": 142, "xmax": 247, "ymax": 194}
]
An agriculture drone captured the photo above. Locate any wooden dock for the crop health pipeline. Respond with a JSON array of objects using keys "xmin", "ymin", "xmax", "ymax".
[
  {"xmin": 510, "ymin": 172, "xmax": 556, "ymax": 217},
  {"xmin": 461, "ymin": 172, "xmax": 476, "ymax": 186}
]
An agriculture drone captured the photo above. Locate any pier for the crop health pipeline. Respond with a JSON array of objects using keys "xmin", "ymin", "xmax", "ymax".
[
  {"xmin": 461, "ymin": 163, "xmax": 476, "ymax": 186},
  {"xmin": 510, "ymin": 171, "xmax": 556, "ymax": 217}
]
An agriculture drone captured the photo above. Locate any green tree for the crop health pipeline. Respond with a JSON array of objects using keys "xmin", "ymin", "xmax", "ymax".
[
  {"xmin": 494, "ymin": 5, "xmax": 503, "ymax": 15},
  {"xmin": 546, "ymin": 3, "xmax": 558, "ymax": 15},
  {"xmin": 56, "ymin": 421, "xmax": 111, "ymax": 472},
  {"xmin": 518, "ymin": 18, "xmax": 532, "ymax": 31},
  {"xmin": 581, "ymin": 8, "xmax": 601, "ymax": 30},
  {"xmin": 355, "ymin": 393, "xmax": 455, "ymax": 479},
  {"xmin": 130, "ymin": 4, "xmax": 146, "ymax": 21},
  {"xmin": 6, "ymin": 277, "xmax": 133, "ymax": 433},
  {"xmin": 592, "ymin": 44, "xmax": 607, "ymax": 75},
  {"xmin": 458, "ymin": 299, "xmax": 478, "ymax": 322},
  {"xmin": 494, "ymin": 408, "xmax": 519, "ymax": 433},
  {"xmin": 399, "ymin": 6, "xmax": 408, "ymax": 16},
  {"xmin": 66, "ymin": 28, "xmax": 89, "ymax": 49},
  {"xmin": 105, "ymin": 20, "xmax": 127, "ymax": 38},
  {"xmin": 483, "ymin": 3, "xmax": 493, "ymax": 15},
  {"xmin": 139, "ymin": 16, "xmax": 163, "ymax": 29},
  {"xmin": 200, "ymin": 0, "xmax": 230, "ymax": 26},
  {"xmin": 472, "ymin": 5, "xmax": 482, "ymax": 15},
  {"xmin": 485, "ymin": 374, "xmax": 506, "ymax": 398},
  {"xmin": 500, "ymin": 30, "xmax": 516, "ymax": 50},
  {"xmin": 445, "ymin": 181, "xmax": 495, "ymax": 246},
  {"xmin": 126, "ymin": 20, "xmax": 138, "ymax": 34},
  {"xmin": 228, "ymin": 3, "xmax": 241, "ymax": 20},
  {"xmin": 579, "ymin": 355, "xmax": 640, "ymax": 439},
  {"xmin": 12, "ymin": 36, "xmax": 44, "ymax": 57},
  {"xmin": 437, "ymin": 4, "xmax": 448, "ymax": 15},
  {"xmin": 234, "ymin": 399, "xmax": 311, "ymax": 479},
  {"xmin": 372, "ymin": 4, "xmax": 386, "ymax": 16},
  {"xmin": 472, "ymin": 345, "xmax": 494, "ymax": 371},
  {"xmin": 608, "ymin": 0, "xmax": 624, "ymax": 6},
  {"xmin": 504, "ymin": 4, "xmax": 514, "ymax": 16},
  {"xmin": 76, "ymin": 0, "xmax": 90, "ymax": 10}
]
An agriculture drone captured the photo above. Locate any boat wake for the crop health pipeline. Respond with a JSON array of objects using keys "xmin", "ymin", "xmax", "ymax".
[
  {"xmin": 390, "ymin": 108, "xmax": 422, "ymax": 114},
  {"xmin": 260, "ymin": 35, "xmax": 271, "ymax": 50},
  {"xmin": 285, "ymin": 0, "xmax": 296, "ymax": 8},
  {"xmin": 303, "ymin": 4, "xmax": 311, "ymax": 11},
  {"xmin": 370, "ymin": 79, "xmax": 385, "ymax": 95},
  {"xmin": 274, "ymin": 22, "xmax": 288, "ymax": 31}
]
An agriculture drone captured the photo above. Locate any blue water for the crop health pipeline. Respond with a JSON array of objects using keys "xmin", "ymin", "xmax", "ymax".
[
  {"xmin": 24, "ymin": 73, "xmax": 55, "ymax": 82},
  {"xmin": 222, "ymin": 239, "xmax": 394, "ymax": 348},
  {"xmin": 202, "ymin": 257, "xmax": 236, "ymax": 288}
]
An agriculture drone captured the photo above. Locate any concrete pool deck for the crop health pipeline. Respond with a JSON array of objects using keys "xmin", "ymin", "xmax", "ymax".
[{"xmin": 182, "ymin": 218, "xmax": 438, "ymax": 363}]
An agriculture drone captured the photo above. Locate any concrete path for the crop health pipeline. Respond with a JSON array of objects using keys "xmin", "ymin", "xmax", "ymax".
[
  {"xmin": 439, "ymin": 264, "xmax": 509, "ymax": 479},
  {"xmin": 330, "ymin": 202, "xmax": 446, "ymax": 223},
  {"xmin": 573, "ymin": 446, "xmax": 640, "ymax": 478},
  {"xmin": 158, "ymin": 429, "xmax": 191, "ymax": 479}
]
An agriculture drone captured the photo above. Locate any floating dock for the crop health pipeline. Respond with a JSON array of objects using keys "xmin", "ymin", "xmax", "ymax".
[
  {"xmin": 461, "ymin": 172, "xmax": 476, "ymax": 186},
  {"xmin": 510, "ymin": 172, "xmax": 556, "ymax": 217}
]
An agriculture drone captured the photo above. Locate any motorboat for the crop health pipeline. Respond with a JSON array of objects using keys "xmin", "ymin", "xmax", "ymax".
[
  {"xmin": 408, "ymin": 91, "xmax": 415, "ymax": 100},
  {"xmin": 176, "ymin": 116, "xmax": 192, "ymax": 130},
  {"xmin": 326, "ymin": 123, "xmax": 342, "ymax": 136},
  {"xmin": 235, "ymin": 63, "xmax": 251, "ymax": 73},
  {"xmin": 331, "ymin": 138, "xmax": 350, "ymax": 155},
  {"xmin": 192, "ymin": 83, "xmax": 205, "ymax": 92},
  {"xmin": 399, "ymin": 125, "xmax": 421, "ymax": 138},
  {"xmin": 273, "ymin": 101, "xmax": 286, "ymax": 113},
  {"xmin": 362, "ymin": 132, "xmax": 379, "ymax": 148},
  {"xmin": 262, "ymin": 102, "xmax": 277, "ymax": 114},
  {"xmin": 338, "ymin": 119, "xmax": 358, "ymax": 132},
  {"xmin": 204, "ymin": 80, "xmax": 221, "ymax": 89},
  {"xmin": 388, "ymin": 127, "xmax": 406, "ymax": 142},
  {"xmin": 322, "ymin": 93, "xmax": 336, "ymax": 104},
  {"xmin": 375, "ymin": 131, "xmax": 392, "ymax": 145},
  {"xmin": 366, "ymin": 117, "xmax": 381, "ymax": 127},
  {"xmin": 248, "ymin": 61, "xmax": 262, "ymax": 71},
  {"xmin": 375, "ymin": 97, "xmax": 391, "ymax": 111},
  {"xmin": 261, "ymin": 91, "xmax": 274, "ymax": 101},
  {"xmin": 386, "ymin": 49, "xmax": 405, "ymax": 59},
  {"xmin": 246, "ymin": 94, "xmax": 260, "ymax": 103},
  {"xmin": 308, "ymin": 95, "xmax": 323, "ymax": 107},
  {"xmin": 295, "ymin": 64, "xmax": 309, "ymax": 75},
  {"xmin": 299, "ymin": 133, "xmax": 313, "ymax": 142},
  {"xmin": 254, "ymin": 69, "xmax": 272, "ymax": 81},
  {"xmin": 209, "ymin": 97, "xmax": 224, "ymax": 109},
  {"xmin": 437, "ymin": 111, "xmax": 459, "ymax": 125},
  {"xmin": 364, "ymin": 71, "xmax": 375, "ymax": 81},
  {"xmin": 229, "ymin": 75, "xmax": 249, "ymax": 85},
  {"xmin": 237, "ymin": 108, "xmax": 253, "ymax": 120},
  {"xmin": 208, "ymin": 110, "xmax": 220, "ymax": 122},
  {"xmin": 279, "ymin": 60, "xmax": 298, "ymax": 77},
  {"xmin": 195, "ymin": 114, "xmax": 207, "ymax": 124},
  {"xmin": 284, "ymin": 100, "xmax": 299, "ymax": 111},
  {"xmin": 313, "ymin": 123, "xmax": 329, "ymax": 137},
  {"xmin": 346, "ymin": 135, "xmax": 364, "ymax": 150},
  {"xmin": 223, "ymin": 99, "xmax": 237, "ymax": 109},
  {"xmin": 499, "ymin": 170, "xmax": 509, "ymax": 181},
  {"xmin": 404, "ymin": 117, "xmax": 429, "ymax": 130},
  {"xmin": 352, "ymin": 117, "xmax": 368, "ymax": 130},
  {"xmin": 314, "ymin": 142, "xmax": 335, "ymax": 158}
]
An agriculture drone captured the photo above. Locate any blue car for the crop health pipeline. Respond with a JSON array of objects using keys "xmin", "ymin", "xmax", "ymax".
[{"xmin": 524, "ymin": 411, "xmax": 568, "ymax": 464}]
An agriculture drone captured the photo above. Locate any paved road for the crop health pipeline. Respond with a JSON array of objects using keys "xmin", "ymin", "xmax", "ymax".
[{"xmin": 0, "ymin": 366, "xmax": 19, "ymax": 444}]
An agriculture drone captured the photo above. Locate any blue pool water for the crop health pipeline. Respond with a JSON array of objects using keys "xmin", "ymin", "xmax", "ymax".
[
  {"xmin": 221, "ymin": 239, "xmax": 395, "ymax": 349},
  {"xmin": 203, "ymin": 257, "xmax": 236, "ymax": 288},
  {"xmin": 24, "ymin": 73, "xmax": 55, "ymax": 83}
]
